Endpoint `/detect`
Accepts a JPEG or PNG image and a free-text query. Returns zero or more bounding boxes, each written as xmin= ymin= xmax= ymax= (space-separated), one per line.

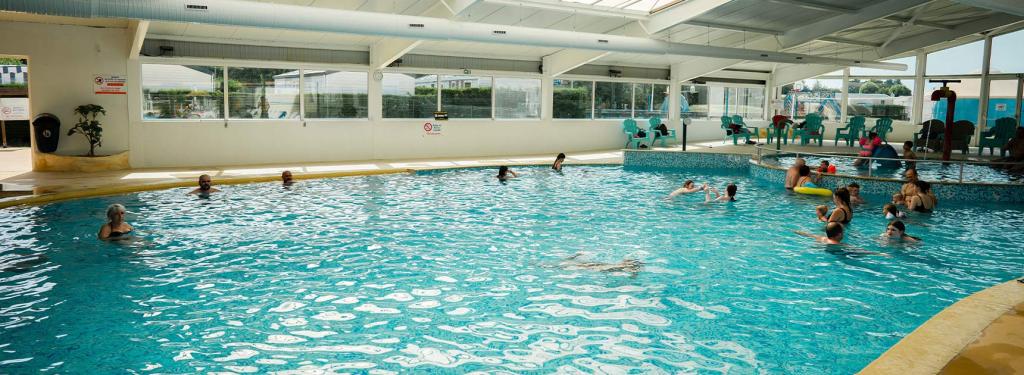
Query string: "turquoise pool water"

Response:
xmin=2 ymin=166 xmax=1023 ymax=373
xmin=765 ymin=155 xmax=1024 ymax=183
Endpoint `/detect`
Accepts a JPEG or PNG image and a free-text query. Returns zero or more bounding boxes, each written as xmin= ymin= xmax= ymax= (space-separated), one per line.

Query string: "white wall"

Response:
xmin=0 ymin=21 xmax=130 ymax=157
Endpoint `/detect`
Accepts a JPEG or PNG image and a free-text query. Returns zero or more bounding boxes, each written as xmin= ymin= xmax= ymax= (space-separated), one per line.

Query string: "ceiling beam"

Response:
xmin=819 ymin=36 xmax=883 ymax=47
xmin=881 ymin=6 xmax=926 ymax=48
xmin=883 ymin=15 xmax=955 ymax=30
xmin=542 ymin=50 xmax=610 ymax=76
xmin=370 ymin=38 xmax=424 ymax=70
xmin=879 ymin=13 xmax=1022 ymax=56
xmin=442 ymin=0 xmax=486 ymax=17
xmin=681 ymin=20 xmax=783 ymax=36
xmin=481 ymin=0 xmax=648 ymax=20
xmin=773 ymin=64 xmax=844 ymax=86
xmin=766 ymin=0 xmax=855 ymax=13
xmin=952 ymin=0 xmax=1024 ymax=18
xmin=128 ymin=20 xmax=149 ymax=60
xmin=641 ymin=0 xmax=732 ymax=34
xmin=671 ymin=58 xmax=742 ymax=82
xmin=779 ymin=0 xmax=930 ymax=48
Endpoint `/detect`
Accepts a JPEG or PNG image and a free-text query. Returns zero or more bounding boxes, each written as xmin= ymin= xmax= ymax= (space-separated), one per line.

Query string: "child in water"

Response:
xmin=883 ymin=220 xmax=920 ymax=242
xmin=882 ymin=203 xmax=906 ymax=220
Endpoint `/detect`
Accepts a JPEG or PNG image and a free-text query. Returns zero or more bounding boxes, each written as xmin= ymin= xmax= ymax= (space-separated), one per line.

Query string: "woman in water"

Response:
xmin=883 ymin=220 xmax=920 ymax=242
xmin=552 ymin=153 xmax=566 ymax=172
xmin=497 ymin=166 xmax=518 ymax=181
xmin=705 ymin=183 xmax=737 ymax=203
xmin=98 ymin=203 xmax=133 ymax=240
xmin=668 ymin=180 xmax=704 ymax=198
xmin=795 ymin=165 xmax=821 ymax=188
xmin=816 ymin=187 xmax=852 ymax=224
xmin=906 ymin=180 xmax=936 ymax=213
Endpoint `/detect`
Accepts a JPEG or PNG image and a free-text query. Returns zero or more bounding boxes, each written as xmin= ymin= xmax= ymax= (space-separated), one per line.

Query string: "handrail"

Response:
xmin=753 ymin=145 xmax=1023 ymax=184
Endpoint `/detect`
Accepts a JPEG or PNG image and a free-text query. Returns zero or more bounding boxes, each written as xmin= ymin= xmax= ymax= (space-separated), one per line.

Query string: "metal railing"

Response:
xmin=753 ymin=145 xmax=1023 ymax=184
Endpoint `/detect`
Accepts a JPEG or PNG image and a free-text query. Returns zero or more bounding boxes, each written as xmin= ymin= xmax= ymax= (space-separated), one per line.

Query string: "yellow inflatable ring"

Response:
xmin=794 ymin=186 xmax=832 ymax=196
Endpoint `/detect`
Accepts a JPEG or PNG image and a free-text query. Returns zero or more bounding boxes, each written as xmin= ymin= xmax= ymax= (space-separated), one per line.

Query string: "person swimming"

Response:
xmin=282 ymin=170 xmax=295 ymax=187
xmin=188 ymin=174 xmax=221 ymax=195
xmin=552 ymin=153 xmax=566 ymax=172
xmin=98 ymin=203 xmax=133 ymax=240
xmin=558 ymin=253 xmax=643 ymax=277
xmin=883 ymin=220 xmax=920 ymax=242
xmin=847 ymin=182 xmax=864 ymax=205
xmin=668 ymin=179 xmax=705 ymax=198
xmin=906 ymin=180 xmax=936 ymax=213
xmin=497 ymin=166 xmax=518 ymax=181
xmin=816 ymin=187 xmax=852 ymax=224
xmin=795 ymin=222 xmax=845 ymax=244
xmin=883 ymin=203 xmax=906 ymax=220
xmin=705 ymin=183 xmax=737 ymax=203
xmin=795 ymin=165 xmax=821 ymax=188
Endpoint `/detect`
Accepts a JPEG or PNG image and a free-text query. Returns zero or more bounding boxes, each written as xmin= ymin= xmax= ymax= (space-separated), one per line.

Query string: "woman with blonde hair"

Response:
xmin=98 ymin=203 xmax=133 ymax=240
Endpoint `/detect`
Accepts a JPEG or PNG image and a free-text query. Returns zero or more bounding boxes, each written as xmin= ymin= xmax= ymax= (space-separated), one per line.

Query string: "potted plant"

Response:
xmin=68 ymin=104 xmax=105 ymax=156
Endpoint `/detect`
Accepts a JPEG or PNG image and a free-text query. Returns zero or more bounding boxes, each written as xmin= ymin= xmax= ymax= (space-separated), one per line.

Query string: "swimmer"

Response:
xmin=883 ymin=220 xmax=920 ymax=242
xmin=795 ymin=165 xmax=821 ymax=188
xmin=847 ymin=182 xmax=864 ymax=205
xmin=817 ymin=160 xmax=837 ymax=174
xmin=188 ymin=174 xmax=220 ymax=195
xmin=892 ymin=193 xmax=905 ymax=206
xmin=559 ymin=253 xmax=643 ymax=277
xmin=497 ymin=166 xmax=518 ymax=181
xmin=705 ymin=183 xmax=737 ymax=203
xmin=816 ymin=187 xmax=852 ymax=224
xmin=98 ymin=203 xmax=133 ymax=240
xmin=902 ymin=141 xmax=917 ymax=170
xmin=899 ymin=169 xmax=918 ymax=197
xmin=784 ymin=158 xmax=806 ymax=190
xmin=795 ymin=222 xmax=844 ymax=244
xmin=906 ymin=180 xmax=936 ymax=213
xmin=282 ymin=170 xmax=294 ymax=186
xmin=882 ymin=203 xmax=906 ymax=220
xmin=552 ymin=153 xmax=566 ymax=172
xmin=668 ymin=179 xmax=705 ymax=198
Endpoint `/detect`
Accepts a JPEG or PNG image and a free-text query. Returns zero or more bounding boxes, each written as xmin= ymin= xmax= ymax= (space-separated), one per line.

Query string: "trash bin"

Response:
xmin=32 ymin=113 xmax=60 ymax=153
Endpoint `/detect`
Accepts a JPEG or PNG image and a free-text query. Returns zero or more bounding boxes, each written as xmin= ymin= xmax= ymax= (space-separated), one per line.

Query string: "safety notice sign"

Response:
xmin=94 ymin=74 xmax=127 ymax=95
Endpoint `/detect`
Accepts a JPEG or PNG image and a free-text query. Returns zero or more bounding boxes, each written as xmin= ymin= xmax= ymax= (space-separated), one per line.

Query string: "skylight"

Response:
xmin=558 ymin=0 xmax=683 ymax=14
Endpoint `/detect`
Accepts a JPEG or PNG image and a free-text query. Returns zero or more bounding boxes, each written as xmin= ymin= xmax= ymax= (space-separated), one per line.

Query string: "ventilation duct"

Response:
xmin=0 ymin=0 xmax=906 ymax=70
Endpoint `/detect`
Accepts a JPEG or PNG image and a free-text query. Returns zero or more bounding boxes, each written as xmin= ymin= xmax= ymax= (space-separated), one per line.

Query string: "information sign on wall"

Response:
xmin=0 ymin=97 xmax=30 ymax=121
xmin=94 ymin=74 xmax=127 ymax=95
xmin=423 ymin=122 xmax=443 ymax=136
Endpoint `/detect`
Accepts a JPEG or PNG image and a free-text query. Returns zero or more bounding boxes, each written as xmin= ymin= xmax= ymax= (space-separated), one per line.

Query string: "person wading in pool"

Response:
xmin=188 ymin=174 xmax=221 ymax=195
xmin=816 ymin=187 xmax=853 ymax=224
xmin=784 ymin=158 xmax=806 ymax=190
xmin=98 ymin=203 xmax=133 ymax=240
xmin=667 ymin=180 xmax=705 ymax=198
xmin=795 ymin=222 xmax=845 ymax=244
xmin=847 ymin=182 xmax=865 ymax=205
xmin=906 ymin=180 xmax=936 ymax=213
xmin=552 ymin=153 xmax=566 ymax=172
xmin=794 ymin=165 xmax=821 ymax=188
xmin=282 ymin=170 xmax=295 ymax=187
xmin=893 ymin=169 xmax=919 ymax=205
xmin=705 ymin=183 xmax=737 ymax=203
xmin=497 ymin=166 xmax=518 ymax=181
xmin=883 ymin=220 xmax=920 ymax=242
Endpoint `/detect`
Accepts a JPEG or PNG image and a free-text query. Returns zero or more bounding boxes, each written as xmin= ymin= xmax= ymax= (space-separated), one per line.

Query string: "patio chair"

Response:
xmin=977 ymin=117 xmax=1018 ymax=156
xmin=834 ymin=116 xmax=865 ymax=147
xmin=647 ymin=117 xmax=676 ymax=147
xmin=870 ymin=117 xmax=894 ymax=143
xmin=622 ymin=119 xmax=646 ymax=149
xmin=913 ymin=120 xmax=944 ymax=151
xmin=930 ymin=120 xmax=974 ymax=154
xmin=720 ymin=115 xmax=752 ymax=145
xmin=767 ymin=115 xmax=791 ymax=145
xmin=792 ymin=114 xmax=824 ymax=146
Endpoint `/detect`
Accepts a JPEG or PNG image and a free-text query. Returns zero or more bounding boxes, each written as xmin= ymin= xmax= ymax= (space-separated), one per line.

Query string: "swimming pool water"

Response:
xmin=765 ymin=155 xmax=1024 ymax=183
xmin=2 ymin=166 xmax=1023 ymax=373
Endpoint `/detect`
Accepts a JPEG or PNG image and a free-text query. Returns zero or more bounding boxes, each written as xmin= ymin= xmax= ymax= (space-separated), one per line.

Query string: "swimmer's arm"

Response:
xmin=667 ymin=188 xmax=686 ymax=198
xmin=98 ymin=225 xmax=111 ymax=240
xmin=794 ymin=230 xmax=825 ymax=241
xmin=826 ymin=209 xmax=844 ymax=223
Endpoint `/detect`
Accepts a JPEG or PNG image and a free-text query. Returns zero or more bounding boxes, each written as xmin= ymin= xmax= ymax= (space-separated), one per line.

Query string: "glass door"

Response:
xmin=983 ymin=78 xmax=1021 ymax=130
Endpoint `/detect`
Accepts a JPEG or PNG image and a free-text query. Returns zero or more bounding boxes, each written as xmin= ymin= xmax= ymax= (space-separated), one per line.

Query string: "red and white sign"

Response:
xmin=0 ymin=98 xmax=29 ymax=121
xmin=94 ymin=74 xmax=127 ymax=95
xmin=423 ymin=122 xmax=442 ymax=136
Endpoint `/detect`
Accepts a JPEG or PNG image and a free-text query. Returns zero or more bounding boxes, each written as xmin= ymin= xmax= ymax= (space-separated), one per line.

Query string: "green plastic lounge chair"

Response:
xmin=768 ymin=115 xmax=791 ymax=145
xmin=622 ymin=119 xmax=646 ymax=149
xmin=733 ymin=115 xmax=759 ymax=142
xmin=870 ymin=117 xmax=894 ymax=143
xmin=792 ymin=114 xmax=824 ymax=146
xmin=978 ymin=117 xmax=1018 ymax=156
xmin=913 ymin=120 xmax=944 ymax=151
xmin=720 ymin=115 xmax=751 ymax=145
xmin=647 ymin=117 xmax=676 ymax=147
xmin=834 ymin=116 xmax=865 ymax=147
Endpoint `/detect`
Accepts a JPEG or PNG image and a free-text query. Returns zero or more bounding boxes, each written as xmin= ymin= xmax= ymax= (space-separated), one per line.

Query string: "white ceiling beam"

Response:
xmin=442 ymin=0 xmax=486 ymax=17
xmin=881 ymin=6 xmax=926 ymax=48
xmin=880 ymin=13 xmax=1021 ymax=56
xmin=766 ymin=0 xmax=855 ymax=13
xmin=482 ymin=0 xmax=648 ymax=19
xmin=128 ymin=19 xmax=149 ymax=60
xmin=772 ymin=64 xmax=844 ymax=86
xmin=883 ymin=15 xmax=955 ymax=30
xmin=819 ymin=36 xmax=883 ymax=47
xmin=952 ymin=0 xmax=1024 ymax=18
xmin=779 ymin=0 xmax=930 ymax=48
xmin=370 ymin=39 xmax=424 ymax=69
xmin=671 ymin=58 xmax=743 ymax=82
xmin=542 ymin=50 xmax=610 ymax=76
xmin=641 ymin=0 xmax=732 ymax=34
xmin=681 ymin=21 xmax=783 ymax=36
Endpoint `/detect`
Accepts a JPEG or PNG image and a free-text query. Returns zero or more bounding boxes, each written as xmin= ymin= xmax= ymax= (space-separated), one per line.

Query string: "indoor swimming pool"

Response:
xmin=1 ymin=166 xmax=1023 ymax=373
xmin=763 ymin=154 xmax=1023 ymax=183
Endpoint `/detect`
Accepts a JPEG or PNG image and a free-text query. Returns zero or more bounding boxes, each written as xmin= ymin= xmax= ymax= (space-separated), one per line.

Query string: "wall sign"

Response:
xmin=423 ymin=122 xmax=443 ymax=136
xmin=94 ymin=74 xmax=127 ymax=95
xmin=433 ymin=111 xmax=448 ymax=121
xmin=995 ymin=103 xmax=1007 ymax=111
xmin=0 ymin=97 xmax=30 ymax=121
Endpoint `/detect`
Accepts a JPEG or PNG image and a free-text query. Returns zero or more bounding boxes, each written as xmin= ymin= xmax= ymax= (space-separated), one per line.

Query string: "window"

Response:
xmin=781 ymin=79 xmax=842 ymax=120
xmin=494 ymin=77 xmax=541 ymax=119
xmin=985 ymin=79 xmax=1018 ymax=130
xmin=680 ymin=84 xmax=708 ymax=119
xmin=850 ymin=57 xmax=916 ymax=76
xmin=594 ymin=81 xmax=632 ymax=119
xmin=227 ymin=67 xmax=300 ymax=119
xmin=553 ymin=80 xmax=593 ymax=119
xmin=303 ymin=70 xmax=368 ymax=119
xmin=991 ymin=29 xmax=1024 ymax=74
xmin=440 ymin=75 xmax=492 ymax=118
xmin=846 ymin=79 xmax=914 ymax=122
xmin=142 ymin=64 xmax=223 ymax=119
xmin=735 ymin=87 xmax=765 ymax=120
xmin=921 ymin=79 xmax=981 ymax=124
xmin=926 ymin=40 xmax=984 ymax=76
xmin=633 ymin=83 xmax=668 ymax=120
xmin=382 ymin=73 xmax=437 ymax=118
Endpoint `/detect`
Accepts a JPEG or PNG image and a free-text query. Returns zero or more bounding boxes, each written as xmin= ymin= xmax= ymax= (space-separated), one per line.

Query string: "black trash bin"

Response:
xmin=32 ymin=113 xmax=60 ymax=153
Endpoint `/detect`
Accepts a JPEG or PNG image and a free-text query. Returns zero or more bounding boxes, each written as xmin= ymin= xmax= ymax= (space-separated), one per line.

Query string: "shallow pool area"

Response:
xmin=764 ymin=154 xmax=1024 ymax=183
xmin=2 ymin=166 xmax=1023 ymax=373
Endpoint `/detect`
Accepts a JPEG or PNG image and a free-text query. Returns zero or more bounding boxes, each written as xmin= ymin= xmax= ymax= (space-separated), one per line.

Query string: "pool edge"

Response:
xmin=859 ymin=277 xmax=1024 ymax=375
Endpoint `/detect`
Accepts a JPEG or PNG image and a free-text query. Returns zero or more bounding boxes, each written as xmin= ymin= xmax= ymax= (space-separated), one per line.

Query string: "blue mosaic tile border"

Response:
xmin=623 ymin=150 xmax=750 ymax=171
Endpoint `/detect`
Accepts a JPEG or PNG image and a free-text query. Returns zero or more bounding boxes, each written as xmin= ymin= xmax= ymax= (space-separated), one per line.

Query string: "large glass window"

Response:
xmin=494 ymin=77 xmax=540 ymax=119
xmin=633 ymin=83 xmax=669 ymax=120
xmin=553 ymin=79 xmax=593 ymax=119
xmin=846 ymin=79 xmax=914 ymax=122
xmin=382 ymin=73 xmax=437 ymax=118
xmin=227 ymin=67 xmax=299 ymax=119
xmin=680 ymin=84 xmax=708 ymax=119
xmin=991 ymin=29 xmax=1024 ymax=74
xmin=142 ymin=64 xmax=224 ymax=119
xmin=850 ymin=57 xmax=916 ymax=76
xmin=985 ymin=79 xmax=1018 ymax=130
xmin=594 ymin=81 xmax=632 ymax=119
xmin=302 ymin=70 xmax=368 ymax=119
xmin=780 ymin=79 xmax=842 ymax=120
xmin=926 ymin=40 xmax=984 ymax=76
xmin=921 ymin=79 xmax=981 ymax=124
xmin=440 ymin=75 xmax=492 ymax=119
xmin=735 ymin=87 xmax=765 ymax=120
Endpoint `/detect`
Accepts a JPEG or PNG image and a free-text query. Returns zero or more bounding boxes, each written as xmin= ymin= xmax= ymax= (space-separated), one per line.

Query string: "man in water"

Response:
xmin=784 ymin=158 xmax=806 ymax=190
xmin=188 ymin=174 xmax=221 ymax=195
xmin=795 ymin=222 xmax=844 ymax=244
xmin=282 ymin=170 xmax=295 ymax=187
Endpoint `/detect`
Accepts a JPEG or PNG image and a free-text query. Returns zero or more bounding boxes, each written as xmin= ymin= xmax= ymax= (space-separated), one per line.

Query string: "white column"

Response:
xmin=911 ymin=51 xmax=926 ymax=125
xmin=763 ymin=74 xmax=773 ymax=120
xmin=840 ymin=68 xmax=849 ymax=124
xmin=368 ymin=70 xmax=383 ymax=121
xmin=978 ymin=35 xmax=993 ymax=141
xmin=541 ymin=75 xmax=554 ymax=121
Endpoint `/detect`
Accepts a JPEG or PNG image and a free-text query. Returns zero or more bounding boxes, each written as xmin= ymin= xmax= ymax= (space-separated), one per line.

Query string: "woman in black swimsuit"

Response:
xmin=907 ymin=180 xmax=936 ymax=213
xmin=98 ymin=203 xmax=133 ymax=240
xmin=817 ymin=187 xmax=853 ymax=224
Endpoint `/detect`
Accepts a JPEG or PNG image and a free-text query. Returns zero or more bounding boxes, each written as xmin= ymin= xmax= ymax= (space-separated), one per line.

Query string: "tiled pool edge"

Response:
xmin=859 ymin=277 xmax=1024 ymax=375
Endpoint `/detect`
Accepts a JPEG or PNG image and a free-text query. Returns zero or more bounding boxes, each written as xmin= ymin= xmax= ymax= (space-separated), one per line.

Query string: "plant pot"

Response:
xmin=32 ymin=150 xmax=130 ymax=172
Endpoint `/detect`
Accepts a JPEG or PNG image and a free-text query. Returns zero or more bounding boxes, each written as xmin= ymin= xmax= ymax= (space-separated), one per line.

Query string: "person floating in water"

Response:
xmin=795 ymin=222 xmax=845 ymax=244
xmin=883 ymin=220 xmax=920 ymax=242
xmin=497 ymin=166 xmax=518 ymax=181
xmin=668 ymin=180 xmax=705 ymax=198
xmin=552 ymin=153 xmax=566 ymax=172
xmin=188 ymin=174 xmax=220 ymax=195
xmin=559 ymin=253 xmax=643 ymax=277
xmin=98 ymin=203 xmax=133 ymax=240
xmin=705 ymin=183 xmax=737 ymax=203
xmin=282 ymin=170 xmax=295 ymax=187
xmin=817 ymin=160 xmax=837 ymax=174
